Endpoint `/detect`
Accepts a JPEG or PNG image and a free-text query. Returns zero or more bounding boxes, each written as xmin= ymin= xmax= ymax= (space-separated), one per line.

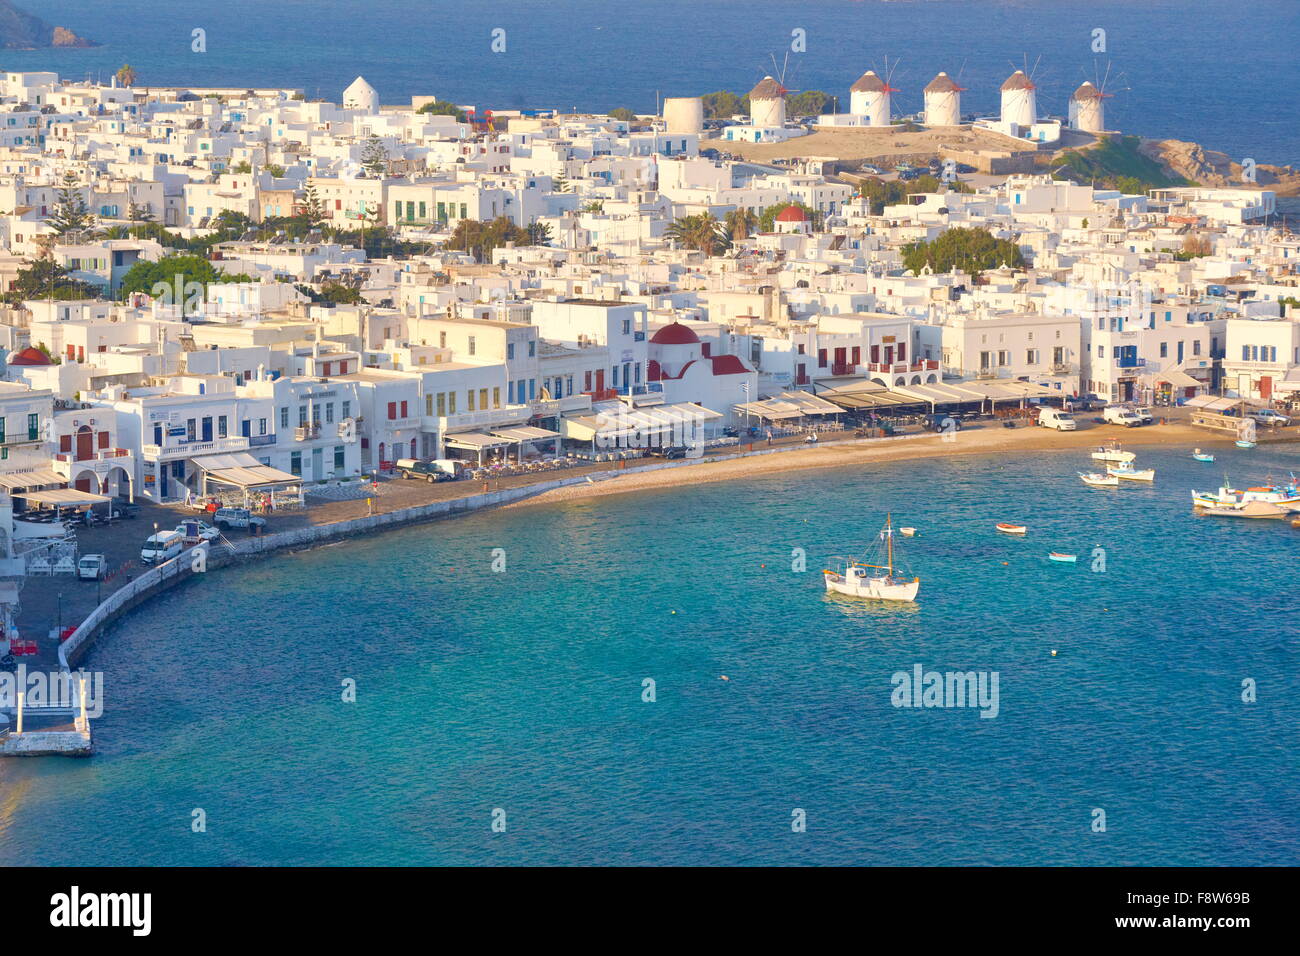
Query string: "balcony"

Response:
xmin=1114 ymin=357 xmax=1146 ymax=370
xmin=295 ymin=423 xmax=320 ymax=441
xmin=142 ymin=435 xmax=250 ymax=461
xmin=583 ymin=388 xmax=619 ymax=402
xmin=55 ymin=447 xmax=131 ymax=463
xmin=438 ymin=404 xmax=531 ymax=432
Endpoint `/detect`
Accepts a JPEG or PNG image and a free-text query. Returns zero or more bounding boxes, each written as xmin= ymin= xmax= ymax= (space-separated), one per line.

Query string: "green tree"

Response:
xmin=47 ymin=173 xmax=95 ymax=236
xmin=264 ymin=164 xmax=286 ymax=178
xmin=446 ymin=216 xmax=529 ymax=262
xmin=608 ymin=107 xmax=637 ymax=122
xmin=666 ymin=213 xmax=730 ymax=256
xmin=3 ymin=257 xmax=99 ymax=305
xmin=786 ymin=90 xmax=832 ymax=117
xmin=117 ymin=254 xmax=252 ymax=301
xmin=417 ymin=99 xmax=468 ymax=122
xmin=360 ymin=135 xmax=388 ymax=177
xmin=701 ymin=90 xmax=749 ymax=119
xmin=758 ymin=201 xmax=821 ymax=233
xmin=116 ymin=63 xmax=136 ymax=87
xmin=302 ymin=185 xmax=326 ymax=228
xmin=724 ymin=208 xmax=759 ymax=241
xmin=230 ymin=160 xmax=252 ymax=174
xmin=901 ymin=227 xmax=1026 ymax=277
xmin=525 ymin=221 xmax=553 ymax=245
xmin=296 ymin=281 xmax=363 ymax=305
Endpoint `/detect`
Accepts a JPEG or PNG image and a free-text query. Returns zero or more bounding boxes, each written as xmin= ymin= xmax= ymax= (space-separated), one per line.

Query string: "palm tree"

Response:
xmin=666 ymin=213 xmax=729 ymax=256
xmin=724 ymin=208 xmax=758 ymax=242
xmin=116 ymin=63 xmax=137 ymax=88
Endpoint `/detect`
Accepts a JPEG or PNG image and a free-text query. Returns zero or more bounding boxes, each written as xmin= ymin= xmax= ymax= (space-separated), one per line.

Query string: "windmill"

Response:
xmin=850 ymin=56 xmax=902 ymax=126
xmin=746 ymin=52 xmax=802 ymax=126
xmin=923 ymin=65 xmax=966 ymax=127
xmin=1071 ymin=60 xmax=1128 ymax=133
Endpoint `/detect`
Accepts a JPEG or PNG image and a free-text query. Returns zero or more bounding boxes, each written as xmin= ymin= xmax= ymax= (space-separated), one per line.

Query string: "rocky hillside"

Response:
xmin=1140 ymin=138 xmax=1300 ymax=196
xmin=0 ymin=0 xmax=94 ymax=49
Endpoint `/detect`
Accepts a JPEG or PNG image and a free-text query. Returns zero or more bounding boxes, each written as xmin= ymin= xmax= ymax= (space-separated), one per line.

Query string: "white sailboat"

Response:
xmin=823 ymin=514 xmax=920 ymax=602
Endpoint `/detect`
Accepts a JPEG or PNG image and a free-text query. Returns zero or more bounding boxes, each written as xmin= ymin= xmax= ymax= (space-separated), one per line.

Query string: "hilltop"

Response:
xmin=0 ymin=0 xmax=95 ymax=49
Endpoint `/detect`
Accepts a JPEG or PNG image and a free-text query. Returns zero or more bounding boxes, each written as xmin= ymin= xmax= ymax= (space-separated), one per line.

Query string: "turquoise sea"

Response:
xmin=1 ymin=444 xmax=1297 ymax=865
xmin=16 ymin=0 xmax=1300 ymax=166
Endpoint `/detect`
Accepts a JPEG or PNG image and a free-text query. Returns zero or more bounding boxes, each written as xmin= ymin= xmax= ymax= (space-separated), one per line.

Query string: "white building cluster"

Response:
xmin=0 ymin=68 xmax=1293 ymax=513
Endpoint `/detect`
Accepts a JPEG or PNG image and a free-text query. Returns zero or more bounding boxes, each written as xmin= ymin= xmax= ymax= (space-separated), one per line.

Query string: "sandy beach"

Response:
xmin=502 ymin=421 xmax=1277 ymax=511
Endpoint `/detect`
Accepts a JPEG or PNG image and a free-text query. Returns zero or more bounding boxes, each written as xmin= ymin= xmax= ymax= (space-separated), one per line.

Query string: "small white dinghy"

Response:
xmin=1106 ymin=464 xmax=1156 ymax=481
xmin=996 ymin=522 xmax=1028 ymax=535
xmin=899 ymin=527 xmax=917 ymax=537
xmin=823 ymin=514 xmax=920 ymax=602
xmin=1080 ymin=471 xmax=1119 ymax=488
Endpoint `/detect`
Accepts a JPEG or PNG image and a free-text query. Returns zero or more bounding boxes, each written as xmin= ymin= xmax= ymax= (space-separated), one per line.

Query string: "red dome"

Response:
xmin=9 ymin=346 xmax=51 ymax=366
xmin=650 ymin=321 xmax=701 ymax=345
xmin=775 ymin=205 xmax=809 ymax=222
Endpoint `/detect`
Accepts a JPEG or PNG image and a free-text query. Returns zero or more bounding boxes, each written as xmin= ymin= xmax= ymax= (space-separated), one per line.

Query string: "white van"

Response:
xmin=1038 ymin=408 xmax=1077 ymax=431
xmin=1103 ymin=405 xmax=1143 ymax=427
xmin=140 ymin=529 xmax=184 ymax=564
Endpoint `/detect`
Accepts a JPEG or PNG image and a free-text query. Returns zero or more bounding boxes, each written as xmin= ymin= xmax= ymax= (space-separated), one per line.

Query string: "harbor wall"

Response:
xmin=0 ymin=729 xmax=92 ymax=757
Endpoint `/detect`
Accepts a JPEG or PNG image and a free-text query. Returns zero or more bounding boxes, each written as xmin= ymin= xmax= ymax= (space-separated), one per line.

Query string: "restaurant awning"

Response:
xmin=490 ymin=426 xmax=560 ymax=442
xmin=445 ymin=432 xmax=513 ymax=449
xmin=191 ymin=452 xmax=262 ymax=471
xmin=1146 ymin=369 xmax=1202 ymax=389
xmin=0 ymin=467 xmax=66 ymax=490
xmin=203 ymin=465 xmax=300 ymax=488
xmin=16 ymin=488 xmax=111 ymax=507
xmin=1185 ymin=395 xmax=1266 ymax=411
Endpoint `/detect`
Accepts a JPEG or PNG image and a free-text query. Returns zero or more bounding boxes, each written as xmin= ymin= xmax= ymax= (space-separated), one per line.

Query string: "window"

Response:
xmin=1242 ymin=345 xmax=1250 ymax=360
xmin=436 ymin=393 xmax=446 ymax=416
xmin=186 ymin=419 xmax=196 ymax=441
xmin=448 ymin=392 xmax=456 ymax=414
xmin=468 ymin=390 xmax=476 ymax=411
xmin=468 ymin=336 xmax=476 ymax=356
xmin=342 ymin=401 xmax=351 ymax=419
xmin=1160 ymin=342 xmax=1168 ymax=358
xmin=280 ymin=407 xmax=289 ymax=429
xmin=508 ymin=381 xmax=515 ymax=403
xmin=998 ymin=351 xmax=1009 ymax=367
xmin=493 ymin=387 xmax=501 ymax=408
xmin=1098 ymin=345 xmax=1105 ymax=358
xmin=27 ymin=413 xmax=38 ymax=440
xmin=334 ymin=446 xmax=345 ymax=471
xmin=426 ymin=394 xmax=434 ymax=416
xmin=528 ymin=340 xmax=535 ymax=357
xmin=1193 ymin=340 xmax=1202 ymax=356
xmin=1026 ymin=349 xmax=1039 ymax=366
xmin=400 ymin=400 xmax=408 ymax=418
xmin=290 ymin=452 xmax=302 ymax=476
xmin=298 ymin=405 xmax=308 ymax=426
xmin=218 ymin=415 xmax=228 ymax=438
xmin=622 ymin=320 xmax=631 ymax=335
xmin=387 ymin=401 xmax=397 ymax=419
xmin=259 ymin=418 xmax=267 ymax=436
xmin=480 ymin=389 xmax=488 ymax=410
xmin=325 ymin=403 xmax=335 ymax=424
xmin=507 ymin=342 xmax=515 ymax=360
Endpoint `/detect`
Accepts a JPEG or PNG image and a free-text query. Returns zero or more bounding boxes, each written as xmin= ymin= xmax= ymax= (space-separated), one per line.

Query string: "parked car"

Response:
xmin=1065 ymin=395 xmax=1106 ymax=412
xmin=395 ymin=458 xmax=455 ymax=482
xmin=1252 ymin=408 xmax=1291 ymax=426
xmin=1103 ymin=405 xmax=1143 ymax=427
xmin=176 ymin=520 xmax=220 ymax=542
xmin=923 ymin=414 xmax=962 ymax=433
xmin=212 ymin=507 xmax=267 ymax=531
xmin=1130 ymin=405 xmax=1155 ymax=425
xmin=109 ymin=499 xmax=139 ymax=519
xmin=77 ymin=554 xmax=107 ymax=581
xmin=1038 ymin=408 xmax=1078 ymax=431
xmin=651 ymin=446 xmax=690 ymax=459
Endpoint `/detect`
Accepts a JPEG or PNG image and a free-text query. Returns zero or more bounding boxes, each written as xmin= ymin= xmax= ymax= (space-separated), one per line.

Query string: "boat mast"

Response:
xmin=886 ymin=513 xmax=894 ymax=576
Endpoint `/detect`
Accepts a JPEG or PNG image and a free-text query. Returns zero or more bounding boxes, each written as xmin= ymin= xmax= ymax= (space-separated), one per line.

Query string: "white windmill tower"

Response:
xmin=1070 ymin=63 xmax=1126 ymax=134
xmin=850 ymin=58 xmax=901 ymax=128
xmin=923 ymin=71 xmax=964 ymax=127
xmin=999 ymin=70 xmax=1037 ymax=128
xmin=748 ymin=75 xmax=787 ymax=128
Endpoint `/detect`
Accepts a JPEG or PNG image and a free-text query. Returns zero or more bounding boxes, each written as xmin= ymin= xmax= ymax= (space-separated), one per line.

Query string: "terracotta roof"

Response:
xmin=8 ymin=346 xmax=51 ymax=366
xmin=650 ymin=321 xmax=701 ymax=345
xmin=776 ymin=205 xmax=809 ymax=222
xmin=749 ymin=76 xmax=786 ymax=100
xmin=709 ymin=355 xmax=749 ymax=375
xmin=924 ymin=72 xmax=962 ymax=94
xmin=1001 ymin=71 xmax=1036 ymax=92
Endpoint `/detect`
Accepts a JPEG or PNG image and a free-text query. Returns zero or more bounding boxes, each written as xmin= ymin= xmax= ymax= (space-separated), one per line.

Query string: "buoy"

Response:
xmin=760 ymin=563 xmax=766 ymax=568
xmin=671 ymin=610 xmax=677 ymax=614
xmin=1051 ymin=650 xmax=1058 ymax=657
xmin=1001 ymin=561 xmax=1009 ymax=566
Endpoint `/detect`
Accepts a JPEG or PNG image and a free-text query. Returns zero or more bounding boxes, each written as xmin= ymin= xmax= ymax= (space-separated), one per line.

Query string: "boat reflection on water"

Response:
xmin=822 ymin=590 xmax=922 ymax=621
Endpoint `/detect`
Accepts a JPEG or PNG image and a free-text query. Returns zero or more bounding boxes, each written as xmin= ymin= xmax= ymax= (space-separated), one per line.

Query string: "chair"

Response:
xmin=26 ymin=555 xmax=52 ymax=575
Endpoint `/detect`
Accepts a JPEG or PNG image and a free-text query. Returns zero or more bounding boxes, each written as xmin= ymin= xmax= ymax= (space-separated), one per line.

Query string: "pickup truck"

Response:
xmin=395 ymin=458 xmax=460 ymax=481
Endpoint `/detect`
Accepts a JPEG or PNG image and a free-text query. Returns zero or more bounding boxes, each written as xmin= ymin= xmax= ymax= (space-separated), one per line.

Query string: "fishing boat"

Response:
xmin=1106 ymin=463 xmax=1156 ymax=481
xmin=822 ymin=514 xmax=920 ymax=602
xmin=1235 ymin=439 xmax=1257 ymax=449
xmin=996 ymin=522 xmax=1027 ymax=535
xmin=1091 ymin=442 xmax=1135 ymax=463
xmin=1191 ymin=479 xmax=1300 ymax=510
xmin=1199 ymin=501 xmax=1288 ymax=520
xmin=1192 ymin=449 xmax=1215 ymax=463
xmin=1079 ymin=471 xmax=1119 ymax=488
xmin=1048 ymin=552 xmax=1077 ymax=563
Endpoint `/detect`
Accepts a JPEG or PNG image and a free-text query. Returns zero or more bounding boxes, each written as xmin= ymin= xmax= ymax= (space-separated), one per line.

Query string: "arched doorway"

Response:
xmin=75 ymin=425 xmax=94 ymax=461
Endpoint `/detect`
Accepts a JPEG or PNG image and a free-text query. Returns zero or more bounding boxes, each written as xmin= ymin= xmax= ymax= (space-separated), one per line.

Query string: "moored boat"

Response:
xmin=1106 ymin=464 xmax=1156 ymax=481
xmin=823 ymin=514 xmax=920 ymax=602
xmin=1080 ymin=471 xmax=1119 ymax=487
xmin=1199 ymin=501 xmax=1288 ymax=519
xmin=996 ymin=522 xmax=1027 ymax=535
xmin=899 ymin=527 xmax=917 ymax=537
xmin=1192 ymin=480 xmax=1300 ymax=510
xmin=1091 ymin=442 xmax=1135 ymax=463
xmin=1048 ymin=552 xmax=1077 ymax=563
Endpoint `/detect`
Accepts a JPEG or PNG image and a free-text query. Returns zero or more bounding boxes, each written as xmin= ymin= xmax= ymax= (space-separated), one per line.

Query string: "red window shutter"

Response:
xmin=98 ymin=430 xmax=109 ymax=449
xmin=851 ymin=346 xmax=861 ymax=365
xmin=60 ymin=434 xmax=72 ymax=453
xmin=322 ymin=362 xmax=331 ymax=376
xmin=387 ymin=402 xmax=396 ymax=419
xmin=870 ymin=345 xmax=880 ymax=363
xmin=400 ymin=401 xmax=408 ymax=417
xmin=335 ymin=200 xmax=341 ymax=210
xmin=701 ymin=342 xmax=711 ymax=357
xmin=818 ymin=349 xmax=827 ymax=368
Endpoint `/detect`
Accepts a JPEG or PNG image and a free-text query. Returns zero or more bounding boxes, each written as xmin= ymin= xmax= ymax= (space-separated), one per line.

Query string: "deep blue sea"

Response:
xmin=12 ymin=0 xmax=1300 ymax=166
xmin=1 ymin=443 xmax=1297 ymax=865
